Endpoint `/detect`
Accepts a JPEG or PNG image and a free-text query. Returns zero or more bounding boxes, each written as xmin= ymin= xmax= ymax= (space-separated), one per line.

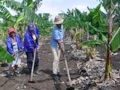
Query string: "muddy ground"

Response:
xmin=0 ymin=39 xmax=120 ymax=90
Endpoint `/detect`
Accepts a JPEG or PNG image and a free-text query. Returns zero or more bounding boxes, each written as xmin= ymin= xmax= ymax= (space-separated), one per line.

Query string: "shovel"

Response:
xmin=28 ymin=48 xmax=37 ymax=83
xmin=64 ymin=55 xmax=75 ymax=90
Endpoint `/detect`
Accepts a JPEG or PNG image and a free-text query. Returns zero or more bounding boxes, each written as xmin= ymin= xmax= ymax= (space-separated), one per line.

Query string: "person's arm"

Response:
xmin=58 ymin=40 xmax=65 ymax=55
xmin=35 ymin=27 xmax=41 ymax=49
xmin=54 ymin=30 xmax=65 ymax=55
xmin=36 ymin=26 xmax=40 ymax=38
xmin=17 ymin=34 xmax=24 ymax=51
xmin=24 ymin=33 xmax=34 ymax=50
xmin=6 ymin=39 xmax=14 ymax=55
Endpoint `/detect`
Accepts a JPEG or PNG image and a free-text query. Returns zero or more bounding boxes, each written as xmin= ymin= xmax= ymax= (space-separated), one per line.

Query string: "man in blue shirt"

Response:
xmin=24 ymin=23 xmax=40 ymax=75
xmin=50 ymin=16 xmax=64 ymax=80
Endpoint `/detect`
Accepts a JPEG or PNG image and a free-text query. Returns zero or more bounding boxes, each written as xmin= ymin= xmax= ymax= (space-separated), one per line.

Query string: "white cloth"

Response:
xmin=32 ymin=34 xmax=37 ymax=41
xmin=11 ymin=53 xmax=21 ymax=67
xmin=12 ymin=41 xmax=18 ymax=53
xmin=51 ymin=47 xmax=61 ymax=74
xmin=11 ymin=39 xmax=21 ymax=67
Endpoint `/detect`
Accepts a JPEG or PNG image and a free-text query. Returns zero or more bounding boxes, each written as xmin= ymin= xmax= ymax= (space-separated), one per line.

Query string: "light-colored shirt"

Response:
xmin=32 ymin=34 xmax=37 ymax=41
xmin=50 ymin=27 xmax=64 ymax=48
xmin=12 ymin=40 xmax=18 ymax=53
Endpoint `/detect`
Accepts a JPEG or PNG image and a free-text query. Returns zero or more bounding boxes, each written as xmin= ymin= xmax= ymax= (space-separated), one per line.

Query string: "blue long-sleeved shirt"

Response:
xmin=24 ymin=27 xmax=40 ymax=52
xmin=6 ymin=34 xmax=24 ymax=55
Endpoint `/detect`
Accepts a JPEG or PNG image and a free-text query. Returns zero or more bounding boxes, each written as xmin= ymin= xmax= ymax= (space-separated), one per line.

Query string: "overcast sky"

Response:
xmin=15 ymin=0 xmax=100 ymax=18
xmin=37 ymin=0 xmax=99 ymax=15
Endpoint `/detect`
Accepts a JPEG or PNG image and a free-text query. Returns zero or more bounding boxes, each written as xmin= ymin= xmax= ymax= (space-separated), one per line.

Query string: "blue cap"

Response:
xmin=28 ymin=23 xmax=35 ymax=31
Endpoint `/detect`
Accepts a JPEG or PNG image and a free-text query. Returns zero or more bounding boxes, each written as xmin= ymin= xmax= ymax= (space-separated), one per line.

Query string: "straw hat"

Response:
xmin=54 ymin=16 xmax=63 ymax=24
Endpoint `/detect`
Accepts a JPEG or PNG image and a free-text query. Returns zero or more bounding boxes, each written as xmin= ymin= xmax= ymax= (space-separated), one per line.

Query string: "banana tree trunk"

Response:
xmin=104 ymin=11 xmax=113 ymax=80
xmin=87 ymin=31 xmax=89 ymax=40
xmin=75 ymin=28 xmax=79 ymax=49
xmin=92 ymin=35 xmax=97 ymax=58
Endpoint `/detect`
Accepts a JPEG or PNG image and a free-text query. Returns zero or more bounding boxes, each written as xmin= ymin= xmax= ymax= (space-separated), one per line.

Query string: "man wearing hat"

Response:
xmin=6 ymin=27 xmax=24 ymax=75
xmin=24 ymin=23 xmax=40 ymax=75
xmin=50 ymin=16 xmax=65 ymax=80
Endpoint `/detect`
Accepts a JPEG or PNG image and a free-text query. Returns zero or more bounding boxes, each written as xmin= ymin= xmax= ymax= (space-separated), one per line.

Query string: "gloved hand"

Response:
xmin=37 ymin=46 xmax=40 ymax=51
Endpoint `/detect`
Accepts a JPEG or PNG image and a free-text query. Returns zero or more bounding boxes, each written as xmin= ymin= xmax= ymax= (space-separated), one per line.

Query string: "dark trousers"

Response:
xmin=26 ymin=51 xmax=39 ymax=73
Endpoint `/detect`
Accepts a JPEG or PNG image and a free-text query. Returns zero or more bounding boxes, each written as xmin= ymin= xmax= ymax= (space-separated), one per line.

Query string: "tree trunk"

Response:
xmin=87 ymin=31 xmax=89 ymax=40
xmin=104 ymin=10 xmax=113 ymax=80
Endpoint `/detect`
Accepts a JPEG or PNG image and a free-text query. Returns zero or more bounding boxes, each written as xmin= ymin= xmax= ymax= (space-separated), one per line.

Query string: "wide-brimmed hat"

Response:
xmin=54 ymin=16 xmax=63 ymax=24
xmin=8 ymin=27 xmax=16 ymax=35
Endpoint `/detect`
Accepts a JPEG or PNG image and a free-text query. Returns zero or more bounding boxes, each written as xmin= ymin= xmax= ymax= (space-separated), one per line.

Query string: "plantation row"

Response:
xmin=0 ymin=0 xmax=120 ymax=81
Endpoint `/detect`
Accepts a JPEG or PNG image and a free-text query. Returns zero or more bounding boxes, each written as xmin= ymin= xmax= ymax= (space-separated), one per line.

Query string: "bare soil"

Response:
xmin=0 ymin=39 xmax=120 ymax=90
xmin=0 ymin=40 xmax=79 ymax=90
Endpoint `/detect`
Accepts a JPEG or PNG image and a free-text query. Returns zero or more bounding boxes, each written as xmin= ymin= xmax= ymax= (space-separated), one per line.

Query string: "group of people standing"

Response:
xmin=6 ymin=16 xmax=65 ymax=80
xmin=6 ymin=23 xmax=40 ymax=75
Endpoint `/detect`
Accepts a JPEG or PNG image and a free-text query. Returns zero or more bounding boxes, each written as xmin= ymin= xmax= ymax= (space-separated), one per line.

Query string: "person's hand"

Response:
xmin=19 ymin=49 xmax=24 ymax=56
xmin=12 ymin=53 xmax=15 ymax=58
xmin=30 ymin=47 xmax=35 ymax=51
xmin=19 ymin=49 xmax=23 ymax=52
xmin=35 ymin=45 xmax=40 ymax=52
xmin=61 ymin=49 xmax=65 ymax=57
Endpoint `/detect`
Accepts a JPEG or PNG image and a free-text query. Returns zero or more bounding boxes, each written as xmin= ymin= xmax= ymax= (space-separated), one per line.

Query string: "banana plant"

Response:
xmin=110 ymin=27 xmax=120 ymax=52
xmin=0 ymin=0 xmax=53 ymax=63
xmin=114 ymin=2 xmax=120 ymax=28
xmin=0 ymin=0 xmax=42 ymax=35
xmin=64 ymin=9 xmax=87 ymax=49
xmin=0 ymin=45 xmax=14 ymax=63
xmin=82 ymin=40 xmax=103 ymax=59
xmin=37 ymin=13 xmax=53 ymax=36
xmin=100 ymin=0 xmax=119 ymax=80
xmin=81 ymin=4 xmax=107 ymax=60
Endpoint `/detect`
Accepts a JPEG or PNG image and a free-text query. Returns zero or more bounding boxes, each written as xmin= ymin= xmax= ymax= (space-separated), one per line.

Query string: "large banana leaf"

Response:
xmin=82 ymin=40 xmax=103 ymax=47
xmin=110 ymin=27 xmax=120 ymax=52
xmin=0 ymin=46 xmax=14 ymax=63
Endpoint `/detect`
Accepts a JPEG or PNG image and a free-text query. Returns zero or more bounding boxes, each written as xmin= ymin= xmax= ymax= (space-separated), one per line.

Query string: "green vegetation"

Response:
xmin=63 ymin=0 xmax=120 ymax=80
xmin=0 ymin=46 xmax=14 ymax=63
xmin=0 ymin=0 xmax=52 ymax=63
xmin=0 ymin=0 xmax=120 ymax=80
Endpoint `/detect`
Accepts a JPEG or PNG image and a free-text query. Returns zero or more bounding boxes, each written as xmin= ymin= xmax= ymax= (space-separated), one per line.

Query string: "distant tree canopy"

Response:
xmin=0 ymin=0 xmax=53 ymax=38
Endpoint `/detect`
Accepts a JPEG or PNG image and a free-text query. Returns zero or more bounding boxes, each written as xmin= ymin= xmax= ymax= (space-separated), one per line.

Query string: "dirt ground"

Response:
xmin=0 ymin=40 xmax=79 ymax=90
xmin=0 ymin=39 xmax=120 ymax=90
